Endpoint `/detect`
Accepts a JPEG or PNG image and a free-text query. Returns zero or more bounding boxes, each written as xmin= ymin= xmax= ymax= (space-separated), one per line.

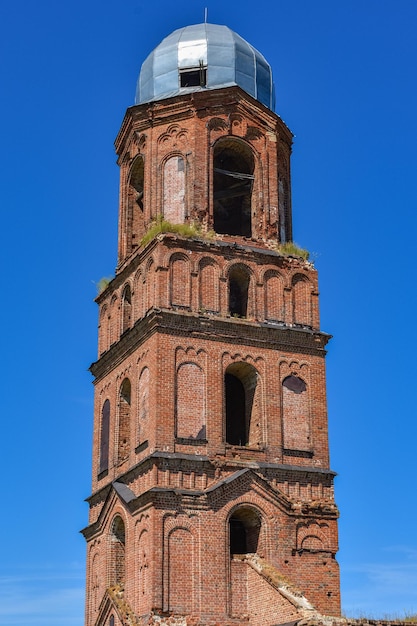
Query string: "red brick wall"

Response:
xmin=84 ymin=86 xmax=341 ymax=626
xmin=246 ymin=563 xmax=300 ymax=625
xmin=96 ymin=236 xmax=320 ymax=358
xmin=114 ymin=87 xmax=293 ymax=266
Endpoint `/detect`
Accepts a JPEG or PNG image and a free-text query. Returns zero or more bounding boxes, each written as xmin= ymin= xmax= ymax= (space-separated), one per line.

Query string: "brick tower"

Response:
xmin=82 ymin=23 xmax=340 ymax=626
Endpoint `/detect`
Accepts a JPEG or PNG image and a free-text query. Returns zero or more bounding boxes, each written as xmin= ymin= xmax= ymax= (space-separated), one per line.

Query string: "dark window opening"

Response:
xmin=230 ymin=519 xmax=247 ymax=554
xmin=117 ymin=379 xmax=131 ymax=464
xmin=225 ymin=362 xmax=260 ymax=447
xmin=180 ymin=66 xmax=207 ymax=88
xmin=226 ymin=373 xmax=246 ymax=445
xmin=122 ymin=284 xmax=132 ymax=333
xmin=213 ymin=140 xmax=254 ymax=237
xmin=99 ymin=399 xmax=110 ymax=475
xmin=282 ymin=375 xmax=306 ymax=394
xmin=130 ymin=157 xmax=144 ymax=210
xmin=278 ymin=178 xmax=290 ymax=243
xmin=229 ymin=267 xmax=249 ymax=317
xmin=127 ymin=156 xmax=145 ymax=256
xmin=229 ymin=508 xmax=261 ymax=556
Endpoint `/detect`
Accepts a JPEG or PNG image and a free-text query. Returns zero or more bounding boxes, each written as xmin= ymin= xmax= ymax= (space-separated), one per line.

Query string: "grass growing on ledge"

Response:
xmin=277 ymin=241 xmax=310 ymax=261
xmin=140 ymin=217 xmax=203 ymax=247
xmin=96 ymin=276 xmax=113 ymax=295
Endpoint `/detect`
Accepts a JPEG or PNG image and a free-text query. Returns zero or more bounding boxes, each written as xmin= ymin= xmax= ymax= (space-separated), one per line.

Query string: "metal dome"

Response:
xmin=136 ymin=23 xmax=275 ymax=110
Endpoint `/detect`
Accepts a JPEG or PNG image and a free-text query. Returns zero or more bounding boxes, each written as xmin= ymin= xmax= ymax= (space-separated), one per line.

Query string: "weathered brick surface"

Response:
xmin=115 ymin=87 xmax=293 ymax=268
xmin=83 ymin=85 xmax=341 ymax=626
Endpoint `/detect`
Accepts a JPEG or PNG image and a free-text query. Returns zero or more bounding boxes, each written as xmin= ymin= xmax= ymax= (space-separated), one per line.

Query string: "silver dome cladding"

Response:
xmin=136 ymin=23 xmax=275 ymax=110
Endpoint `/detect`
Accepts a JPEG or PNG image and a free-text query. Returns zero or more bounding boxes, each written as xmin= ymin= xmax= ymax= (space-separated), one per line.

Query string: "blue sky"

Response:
xmin=1 ymin=0 xmax=417 ymax=623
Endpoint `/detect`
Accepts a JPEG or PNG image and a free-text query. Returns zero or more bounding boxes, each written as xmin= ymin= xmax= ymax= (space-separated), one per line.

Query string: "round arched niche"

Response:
xmin=225 ymin=362 xmax=262 ymax=447
xmin=229 ymin=506 xmax=262 ymax=555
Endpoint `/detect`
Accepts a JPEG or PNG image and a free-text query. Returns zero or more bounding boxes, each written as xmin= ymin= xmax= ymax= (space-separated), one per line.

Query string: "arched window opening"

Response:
xmin=128 ymin=157 xmax=145 ymax=254
xmin=229 ymin=508 xmax=261 ymax=556
xmin=117 ymin=379 xmax=131 ymax=464
xmin=213 ymin=140 xmax=254 ymax=237
xmin=122 ymin=285 xmax=132 ymax=334
xmin=109 ymin=616 xmax=115 ymax=626
xmin=110 ymin=516 xmax=125 ymax=585
xmin=228 ymin=266 xmax=250 ymax=317
xmin=278 ymin=178 xmax=289 ymax=243
xmin=99 ymin=400 xmax=110 ymax=475
xmin=283 ymin=375 xmax=307 ymax=394
xmin=225 ymin=362 xmax=260 ymax=446
xmin=225 ymin=373 xmax=246 ymax=445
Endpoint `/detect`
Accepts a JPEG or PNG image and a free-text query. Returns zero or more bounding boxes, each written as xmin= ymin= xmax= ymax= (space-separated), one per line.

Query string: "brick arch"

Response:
xmin=279 ymin=359 xmax=310 ymax=376
xmin=223 ymin=359 xmax=264 ymax=448
xmin=108 ymin=513 xmax=126 ymax=586
xmin=163 ymin=514 xmax=197 ymax=614
xmin=116 ymin=378 xmax=131 ymax=464
xmin=157 ymin=123 xmax=188 ymax=148
xmin=222 ymin=260 xmax=257 ymax=281
xmin=229 ymin=113 xmax=247 ymax=137
xmin=167 ymin=526 xmax=194 ymax=614
xmin=227 ymin=503 xmax=264 ymax=555
xmin=291 ymin=273 xmax=313 ymax=327
xmin=121 ymin=282 xmax=132 ymax=333
xmin=281 ymin=373 xmax=311 ymax=452
xmin=108 ymin=294 xmax=119 ymax=347
xmin=169 ymin=252 xmax=191 ymax=308
xmin=262 ymin=269 xmax=285 ymax=322
xmin=98 ymin=398 xmax=111 ymax=475
xmin=143 ymin=257 xmax=155 ymax=313
xmin=212 ymin=136 xmax=257 ymax=238
xmin=115 ymin=363 xmax=132 ymax=385
xmin=296 ymin=521 xmax=330 ymax=551
xmin=278 ymin=176 xmax=291 ymax=243
xmin=133 ymin=268 xmax=143 ymax=321
xmin=126 ymin=154 xmax=145 ymax=255
xmin=224 ymin=262 xmax=256 ymax=319
xmin=198 ymin=256 xmax=220 ymax=313
xmin=175 ymin=345 xmax=208 ymax=367
xmin=135 ymin=522 xmax=151 ymax=614
xmin=176 ymin=361 xmax=206 ymax=439
xmin=222 ymin=351 xmax=266 ymax=374
xmin=224 ymin=498 xmax=273 ymax=617
xmin=99 ymin=304 xmax=108 ymax=354
xmin=207 ymin=116 xmax=229 ymax=132
xmin=137 ymin=366 xmax=150 ymax=446
xmin=162 ymin=152 xmax=186 ymax=224
xmin=220 ymin=491 xmax=279 ymax=533
xmin=89 ymin=551 xmax=101 ymax=614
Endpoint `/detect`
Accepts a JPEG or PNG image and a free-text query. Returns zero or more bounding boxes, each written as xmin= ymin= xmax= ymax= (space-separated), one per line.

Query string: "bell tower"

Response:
xmin=82 ymin=23 xmax=340 ymax=626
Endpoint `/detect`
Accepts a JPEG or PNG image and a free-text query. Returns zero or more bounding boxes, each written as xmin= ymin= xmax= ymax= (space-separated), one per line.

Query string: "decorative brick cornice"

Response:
xmin=91 ymin=308 xmax=330 ymax=381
